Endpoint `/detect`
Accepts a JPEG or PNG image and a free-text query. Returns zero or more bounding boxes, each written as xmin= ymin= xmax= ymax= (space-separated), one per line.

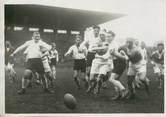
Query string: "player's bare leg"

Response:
xmin=34 ymin=72 xmax=41 ymax=85
xmin=134 ymin=74 xmax=142 ymax=89
xmin=94 ymin=74 xmax=105 ymax=95
xmin=73 ymin=70 xmax=81 ymax=90
xmin=109 ymin=73 xmax=126 ymax=100
xmin=51 ymin=65 xmax=56 ymax=79
xmin=85 ymin=67 xmax=91 ymax=88
xmin=86 ymin=74 xmax=97 ymax=94
xmin=26 ymin=71 xmax=36 ymax=88
xmin=101 ymin=72 xmax=110 ymax=89
xmin=80 ymin=71 xmax=88 ymax=89
xmin=137 ymin=72 xmax=150 ymax=94
xmin=40 ymin=73 xmax=54 ymax=94
xmin=126 ymin=75 xmax=136 ymax=99
xmin=18 ymin=69 xmax=33 ymax=94
xmin=45 ymin=71 xmax=54 ymax=88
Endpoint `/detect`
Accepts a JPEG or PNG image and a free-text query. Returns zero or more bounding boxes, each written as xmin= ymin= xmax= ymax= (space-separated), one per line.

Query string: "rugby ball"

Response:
xmin=64 ymin=93 xmax=77 ymax=110
xmin=129 ymin=49 xmax=142 ymax=64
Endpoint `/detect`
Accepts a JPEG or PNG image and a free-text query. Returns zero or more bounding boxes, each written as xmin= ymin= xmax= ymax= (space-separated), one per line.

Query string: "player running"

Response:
xmin=10 ymin=31 xmax=53 ymax=94
xmin=65 ymin=35 xmax=87 ymax=89
xmin=49 ymin=43 xmax=59 ymax=79
xmin=151 ymin=42 xmax=164 ymax=89
xmin=125 ymin=38 xmax=150 ymax=99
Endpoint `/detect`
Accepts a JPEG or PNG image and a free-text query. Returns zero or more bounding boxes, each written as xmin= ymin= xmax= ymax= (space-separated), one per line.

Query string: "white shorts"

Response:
xmin=153 ymin=63 xmax=164 ymax=75
xmin=90 ymin=59 xmax=112 ymax=75
xmin=127 ymin=62 xmax=146 ymax=76
xmin=42 ymin=60 xmax=51 ymax=73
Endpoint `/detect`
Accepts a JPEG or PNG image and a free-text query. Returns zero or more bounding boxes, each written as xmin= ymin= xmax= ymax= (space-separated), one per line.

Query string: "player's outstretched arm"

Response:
xmin=120 ymin=50 xmax=129 ymax=59
xmin=11 ymin=43 xmax=28 ymax=56
xmin=112 ymin=50 xmax=128 ymax=61
xmin=64 ymin=47 xmax=73 ymax=57
xmin=91 ymin=46 xmax=108 ymax=52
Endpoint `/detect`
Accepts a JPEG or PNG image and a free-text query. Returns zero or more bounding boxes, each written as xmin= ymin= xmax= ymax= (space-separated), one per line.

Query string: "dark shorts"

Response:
xmin=112 ymin=59 xmax=126 ymax=76
xmin=86 ymin=52 xmax=96 ymax=67
xmin=26 ymin=58 xmax=44 ymax=74
xmin=50 ymin=58 xmax=57 ymax=66
xmin=5 ymin=59 xmax=9 ymax=65
xmin=74 ymin=59 xmax=86 ymax=73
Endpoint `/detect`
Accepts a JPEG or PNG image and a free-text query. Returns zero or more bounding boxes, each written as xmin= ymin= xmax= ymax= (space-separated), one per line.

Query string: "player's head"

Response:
xmin=32 ymin=31 xmax=41 ymax=43
xmin=126 ymin=37 xmax=135 ymax=49
xmin=106 ymin=30 xmax=115 ymax=43
xmin=75 ymin=34 xmax=82 ymax=45
xmin=99 ymin=29 xmax=106 ymax=42
xmin=92 ymin=25 xmax=100 ymax=37
xmin=134 ymin=39 xmax=139 ymax=47
xmin=157 ymin=43 xmax=164 ymax=52
xmin=5 ymin=41 xmax=11 ymax=48
xmin=51 ymin=43 xmax=56 ymax=49
xmin=141 ymin=41 xmax=146 ymax=49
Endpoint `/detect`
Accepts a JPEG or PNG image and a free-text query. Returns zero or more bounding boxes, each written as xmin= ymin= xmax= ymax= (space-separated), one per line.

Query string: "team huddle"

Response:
xmin=5 ymin=25 xmax=164 ymax=100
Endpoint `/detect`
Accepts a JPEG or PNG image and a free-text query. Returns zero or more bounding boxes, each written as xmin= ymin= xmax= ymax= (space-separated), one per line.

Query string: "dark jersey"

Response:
xmin=151 ymin=50 xmax=164 ymax=65
xmin=117 ymin=46 xmax=128 ymax=63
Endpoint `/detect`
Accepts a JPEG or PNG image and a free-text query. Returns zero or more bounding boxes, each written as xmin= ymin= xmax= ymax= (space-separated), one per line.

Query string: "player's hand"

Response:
xmin=10 ymin=53 xmax=15 ymax=58
xmin=64 ymin=53 xmax=69 ymax=57
xmin=151 ymin=61 xmax=155 ymax=66
xmin=125 ymin=56 xmax=129 ymax=61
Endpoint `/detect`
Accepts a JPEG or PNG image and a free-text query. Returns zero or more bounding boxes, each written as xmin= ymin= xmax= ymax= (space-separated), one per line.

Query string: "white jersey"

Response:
xmin=82 ymin=33 xmax=100 ymax=52
xmin=22 ymin=40 xmax=51 ymax=59
xmin=90 ymin=41 xmax=115 ymax=75
xmin=93 ymin=41 xmax=110 ymax=64
xmin=109 ymin=40 xmax=119 ymax=60
xmin=66 ymin=44 xmax=87 ymax=59
xmin=93 ymin=41 xmax=118 ymax=65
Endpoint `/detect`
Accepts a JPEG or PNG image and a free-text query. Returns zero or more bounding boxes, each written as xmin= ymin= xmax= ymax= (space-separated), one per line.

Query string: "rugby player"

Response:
xmin=49 ymin=43 xmax=59 ymax=79
xmin=134 ymin=41 xmax=149 ymax=89
xmin=86 ymin=29 xmax=109 ymax=95
xmin=65 ymin=35 xmax=87 ymax=89
xmin=125 ymin=38 xmax=150 ymax=99
xmin=82 ymin=25 xmax=101 ymax=86
xmin=10 ymin=31 xmax=53 ymax=94
xmin=41 ymin=46 xmax=54 ymax=88
xmin=5 ymin=41 xmax=16 ymax=82
xmin=107 ymin=31 xmax=128 ymax=100
xmin=151 ymin=42 xmax=164 ymax=89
